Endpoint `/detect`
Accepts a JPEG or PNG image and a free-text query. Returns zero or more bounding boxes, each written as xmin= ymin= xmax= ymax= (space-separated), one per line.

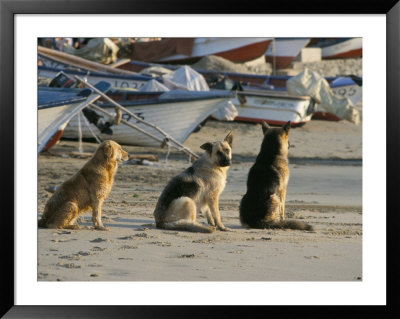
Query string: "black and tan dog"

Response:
xmin=239 ymin=121 xmax=313 ymax=231
xmin=38 ymin=140 xmax=129 ymax=230
xmin=154 ymin=131 xmax=234 ymax=233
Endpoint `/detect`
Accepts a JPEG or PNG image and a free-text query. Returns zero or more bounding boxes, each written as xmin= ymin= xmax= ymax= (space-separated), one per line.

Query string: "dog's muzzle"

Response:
xmin=219 ymin=159 xmax=231 ymax=167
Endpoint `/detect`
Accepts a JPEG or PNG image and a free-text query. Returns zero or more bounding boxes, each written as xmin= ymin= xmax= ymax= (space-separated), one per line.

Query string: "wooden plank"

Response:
xmin=109 ymin=58 xmax=131 ymax=68
xmin=38 ymin=46 xmax=138 ymax=76
xmin=68 ymin=151 xmax=158 ymax=161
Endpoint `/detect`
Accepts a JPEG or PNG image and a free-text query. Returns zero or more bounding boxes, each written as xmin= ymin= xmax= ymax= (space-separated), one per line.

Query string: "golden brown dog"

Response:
xmin=154 ymin=131 xmax=234 ymax=233
xmin=38 ymin=140 xmax=129 ymax=230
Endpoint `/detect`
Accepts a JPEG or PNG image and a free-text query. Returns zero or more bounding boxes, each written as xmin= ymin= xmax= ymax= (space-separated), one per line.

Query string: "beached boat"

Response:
xmin=265 ymin=38 xmax=310 ymax=69
xmin=38 ymin=81 xmax=111 ymax=153
xmin=312 ymin=38 xmax=362 ymax=59
xmin=329 ymin=76 xmax=362 ymax=105
xmin=117 ymin=59 xmax=361 ymax=124
xmin=153 ymin=38 xmax=272 ymax=64
xmin=233 ymin=89 xmax=315 ymax=126
xmin=62 ymin=89 xmax=234 ymax=147
xmin=38 ymin=66 xmax=155 ymax=90
xmin=312 ymin=75 xmax=362 ymax=121
xmin=38 ymin=46 xmax=138 ymax=76
xmin=116 ymin=59 xmax=356 ymax=92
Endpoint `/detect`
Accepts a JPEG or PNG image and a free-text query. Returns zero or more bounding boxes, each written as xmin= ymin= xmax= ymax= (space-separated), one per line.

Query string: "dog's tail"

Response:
xmin=157 ymin=220 xmax=215 ymax=233
xmin=252 ymin=219 xmax=313 ymax=231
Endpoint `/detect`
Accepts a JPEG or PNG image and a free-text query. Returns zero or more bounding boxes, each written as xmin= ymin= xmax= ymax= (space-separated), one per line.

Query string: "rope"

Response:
xmin=164 ymin=143 xmax=171 ymax=164
xmin=81 ymin=110 xmax=102 ymax=144
xmin=77 ymin=112 xmax=83 ymax=153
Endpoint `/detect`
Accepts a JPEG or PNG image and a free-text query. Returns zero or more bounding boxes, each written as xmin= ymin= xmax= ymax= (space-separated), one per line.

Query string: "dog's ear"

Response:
xmin=200 ymin=142 xmax=213 ymax=154
xmin=282 ymin=121 xmax=291 ymax=134
xmin=104 ymin=142 xmax=114 ymax=158
xmin=261 ymin=121 xmax=270 ymax=135
xmin=224 ymin=131 xmax=234 ymax=147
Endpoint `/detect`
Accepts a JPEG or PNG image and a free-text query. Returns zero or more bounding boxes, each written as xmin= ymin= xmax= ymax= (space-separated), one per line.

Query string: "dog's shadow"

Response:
xmin=79 ymin=218 xmax=156 ymax=230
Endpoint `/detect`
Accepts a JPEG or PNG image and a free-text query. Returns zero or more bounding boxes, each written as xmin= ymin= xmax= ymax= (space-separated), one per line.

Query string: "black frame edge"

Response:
xmin=0 ymin=0 xmax=15 ymax=317
xmin=386 ymin=1 xmax=400 ymax=317
xmin=1 ymin=0 xmax=399 ymax=317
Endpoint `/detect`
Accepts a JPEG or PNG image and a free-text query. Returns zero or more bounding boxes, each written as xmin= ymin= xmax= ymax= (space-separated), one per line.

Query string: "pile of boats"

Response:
xmin=38 ymin=37 xmax=362 ymax=154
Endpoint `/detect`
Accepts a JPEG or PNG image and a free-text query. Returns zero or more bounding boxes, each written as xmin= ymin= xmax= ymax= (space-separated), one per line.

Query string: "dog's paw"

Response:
xmin=95 ymin=226 xmax=109 ymax=231
xmin=218 ymin=226 xmax=233 ymax=232
xmin=207 ymin=220 xmax=216 ymax=227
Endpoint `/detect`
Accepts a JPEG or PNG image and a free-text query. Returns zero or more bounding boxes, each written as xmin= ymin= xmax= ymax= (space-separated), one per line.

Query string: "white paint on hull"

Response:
xmin=63 ymin=97 xmax=228 ymax=147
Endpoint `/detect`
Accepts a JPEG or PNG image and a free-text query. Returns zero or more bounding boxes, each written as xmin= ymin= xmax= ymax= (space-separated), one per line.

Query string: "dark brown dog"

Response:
xmin=239 ymin=121 xmax=313 ymax=230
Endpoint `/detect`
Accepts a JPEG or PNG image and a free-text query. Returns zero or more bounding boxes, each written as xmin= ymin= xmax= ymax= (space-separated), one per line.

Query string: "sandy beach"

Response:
xmin=37 ymin=118 xmax=362 ymax=282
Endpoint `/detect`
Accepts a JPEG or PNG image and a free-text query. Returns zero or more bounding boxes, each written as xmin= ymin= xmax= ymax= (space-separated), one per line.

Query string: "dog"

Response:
xmin=239 ymin=121 xmax=313 ymax=231
xmin=154 ymin=131 xmax=234 ymax=233
xmin=38 ymin=140 xmax=129 ymax=230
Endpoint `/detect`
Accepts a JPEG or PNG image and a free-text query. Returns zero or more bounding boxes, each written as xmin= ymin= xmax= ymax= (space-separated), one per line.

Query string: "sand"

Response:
xmin=37 ymin=118 xmax=362 ymax=282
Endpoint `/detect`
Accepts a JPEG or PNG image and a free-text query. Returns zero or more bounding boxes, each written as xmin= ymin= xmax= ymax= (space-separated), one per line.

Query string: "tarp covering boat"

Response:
xmin=62 ymin=38 xmax=120 ymax=64
xmin=162 ymin=66 xmax=210 ymax=91
xmin=161 ymin=66 xmax=238 ymax=121
xmin=286 ymin=68 xmax=361 ymax=124
xmin=138 ymin=79 xmax=170 ymax=92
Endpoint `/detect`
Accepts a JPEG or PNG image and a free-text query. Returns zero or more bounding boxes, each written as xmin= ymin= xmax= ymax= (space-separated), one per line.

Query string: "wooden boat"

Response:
xmin=62 ymin=89 xmax=234 ymax=147
xmin=38 ymin=81 xmax=111 ymax=153
xmin=233 ymin=89 xmax=315 ymax=126
xmin=265 ymin=38 xmax=311 ymax=69
xmin=154 ymin=37 xmax=272 ymax=64
xmin=312 ymin=38 xmax=362 ymax=59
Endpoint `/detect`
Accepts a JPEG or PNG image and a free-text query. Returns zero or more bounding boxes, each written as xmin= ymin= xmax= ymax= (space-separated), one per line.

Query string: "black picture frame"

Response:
xmin=1 ymin=0 xmax=399 ymax=317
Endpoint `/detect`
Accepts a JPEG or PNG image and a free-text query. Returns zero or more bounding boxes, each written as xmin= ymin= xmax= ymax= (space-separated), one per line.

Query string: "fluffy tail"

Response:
xmin=157 ymin=220 xmax=215 ymax=233
xmin=250 ymin=219 xmax=313 ymax=231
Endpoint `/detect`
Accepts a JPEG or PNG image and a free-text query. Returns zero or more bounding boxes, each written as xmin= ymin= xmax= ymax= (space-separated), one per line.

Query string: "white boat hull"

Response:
xmin=265 ymin=38 xmax=310 ymax=69
xmin=233 ymin=92 xmax=313 ymax=126
xmin=38 ymin=94 xmax=102 ymax=153
xmin=331 ymin=83 xmax=362 ymax=105
xmin=63 ymin=97 xmax=228 ymax=147
xmin=157 ymin=37 xmax=272 ymax=63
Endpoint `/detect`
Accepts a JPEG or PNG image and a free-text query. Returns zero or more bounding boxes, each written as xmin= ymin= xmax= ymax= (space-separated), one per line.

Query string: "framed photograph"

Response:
xmin=1 ymin=0 xmax=398 ymax=317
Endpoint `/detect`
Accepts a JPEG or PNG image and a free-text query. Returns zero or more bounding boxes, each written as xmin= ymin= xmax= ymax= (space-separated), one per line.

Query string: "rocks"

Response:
xmin=190 ymin=54 xmax=362 ymax=78
xmin=290 ymin=58 xmax=362 ymax=77
xmin=192 ymin=55 xmax=273 ymax=75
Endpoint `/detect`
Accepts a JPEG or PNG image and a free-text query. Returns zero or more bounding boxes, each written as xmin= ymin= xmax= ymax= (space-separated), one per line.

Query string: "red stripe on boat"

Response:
xmin=265 ymin=55 xmax=296 ymax=69
xmin=323 ymin=48 xmax=362 ymax=59
xmin=155 ymin=40 xmax=272 ymax=64
xmin=312 ymin=112 xmax=341 ymax=121
xmin=42 ymin=130 xmax=64 ymax=152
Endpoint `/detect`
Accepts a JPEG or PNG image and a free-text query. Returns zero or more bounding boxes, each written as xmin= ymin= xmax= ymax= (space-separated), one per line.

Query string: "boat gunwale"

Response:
xmin=96 ymin=92 xmax=234 ymax=108
xmin=38 ymin=65 xmax=157 ymax=82
xmin=122 ymin=59 xmax=343 ymax=84
xmin=236 ymin=89 xmax=311 ymax=101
